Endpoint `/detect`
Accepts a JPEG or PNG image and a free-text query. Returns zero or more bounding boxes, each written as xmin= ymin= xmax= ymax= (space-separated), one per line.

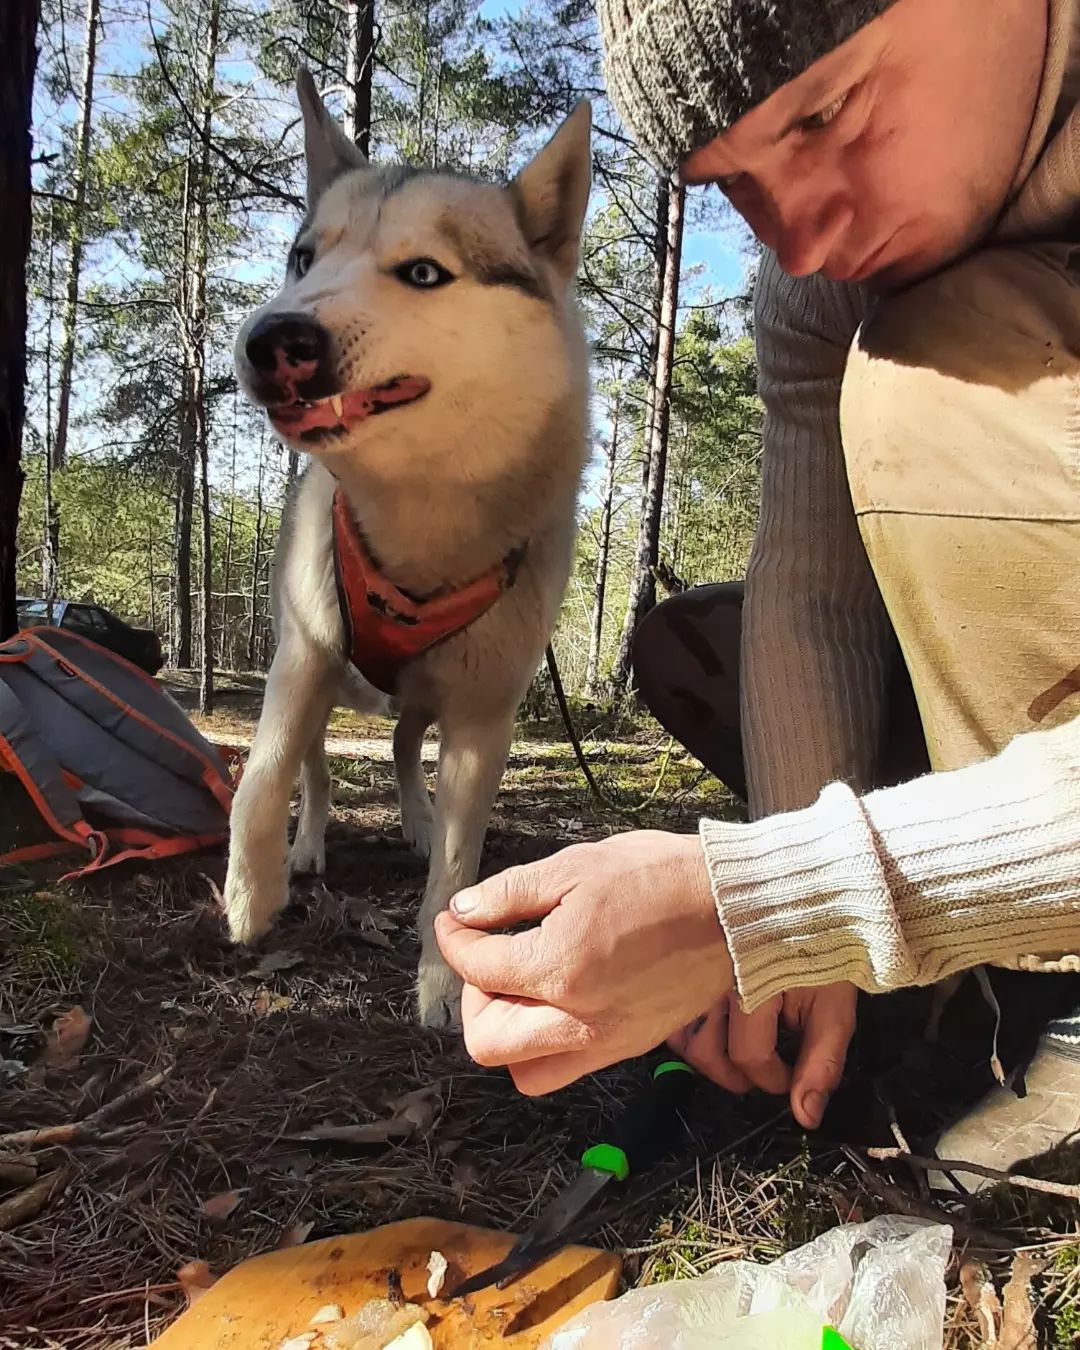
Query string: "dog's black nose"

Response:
xmin=245 ymin=313 xmax=328 ymax=374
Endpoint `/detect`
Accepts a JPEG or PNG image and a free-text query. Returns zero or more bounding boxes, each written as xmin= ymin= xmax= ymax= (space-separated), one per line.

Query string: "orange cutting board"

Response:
xmin=152 ymin=1217 xmax=622 ymax=1349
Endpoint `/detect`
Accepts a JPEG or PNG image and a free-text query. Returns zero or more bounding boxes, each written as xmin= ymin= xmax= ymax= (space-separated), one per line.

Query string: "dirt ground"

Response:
xmin=2 ymin=673 xmax=1079 ymax=1347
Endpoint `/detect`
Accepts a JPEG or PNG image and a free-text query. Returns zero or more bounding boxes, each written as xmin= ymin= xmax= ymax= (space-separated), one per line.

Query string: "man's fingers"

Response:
xmin=435 ymin=912 xmax=543 ymax=996
xmin=789 ymin=989 xmax=855 ymax=1129
xmin=509 ymin=1043 xmax=622 ymax=1096
xmin=676 ymin=1000 xmax=753 ymax=1094
xmin=458 ymin=982 xmax=596 ymax=1068
xmin=727 ymin=997 xmax=791 ymax=1096
xmin=450 ymin=852 xmax=578 ymax=928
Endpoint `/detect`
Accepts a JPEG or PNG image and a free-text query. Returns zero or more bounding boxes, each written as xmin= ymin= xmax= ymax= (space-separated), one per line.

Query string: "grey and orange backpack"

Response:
xmin=0 ymin=626 xmax=234 ymax=875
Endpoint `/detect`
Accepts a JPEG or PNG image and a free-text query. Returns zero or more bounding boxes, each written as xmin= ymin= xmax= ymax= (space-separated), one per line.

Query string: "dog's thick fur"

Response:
xmin=224 ymin=73 xmax=591 ymax=1026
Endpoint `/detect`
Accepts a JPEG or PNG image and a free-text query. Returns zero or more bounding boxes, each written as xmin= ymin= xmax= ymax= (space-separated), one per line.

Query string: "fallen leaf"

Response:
xmin=310 ymin=1304 xmax=344 ymax=1325
xmin=960 ymin=1257 xmax=1001 ymax=1347
xmin=0 ymin=1152 xmax=38 ymax=1191
xmin=353 ymin=927 xmax=392 ymax=951
xmin=358 ymin=1180 xmax=389 ymax=1206
xmin=0 ymin=1165 xmax=75 ymax=1231
xmin=286 ymin=1121 xmax=414 ymax=1146
xmin=253 ymin=988 xmax=294 ymax=1017
xmin=177 ymin=1260 xmax=218 ymax=1309
xmin=277 ymin=1219 xmax=314 ymax=1249
xmin=200 ymin=1190 xmax=243 ymax=1222
xmin=345 ymin=896 xmax=399 ymax=932
xmin=387 ymin=1086 xmax=441 ymax=1135
xmin=40 ymin=1007 xmax=92 ymax=1068
xmin=251 ymin=950 xmax=304 ymax=979
xmin=426 ymin=1250 xmax=448 ymax=1299
xmin=1000 ymin=1253 xmax=1038 ymax=1350
xmin=450 ymin=1157 xmax=480 ymax=1205
xmin=0 ymin=1059 xmax=27 ymax=1087
xmin=279 ymin=1152 xmax=314 ymax=1180
xmin=279 ymin=1335 xmax=316 ymax=1350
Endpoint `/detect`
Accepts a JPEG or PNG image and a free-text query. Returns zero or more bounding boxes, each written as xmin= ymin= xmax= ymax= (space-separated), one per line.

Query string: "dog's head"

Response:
xmin=235 ymin=72 xmax=591 ymax=473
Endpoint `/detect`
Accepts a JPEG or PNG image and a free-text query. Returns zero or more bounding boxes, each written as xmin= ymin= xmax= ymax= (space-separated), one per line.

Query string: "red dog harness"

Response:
xmin=331 ymin=489 xmax=525 ymax=696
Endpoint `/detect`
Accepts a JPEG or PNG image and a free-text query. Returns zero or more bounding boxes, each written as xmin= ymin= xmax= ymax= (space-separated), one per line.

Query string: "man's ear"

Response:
xmin=508 ymin=102 xmax=592 ymax=284
xmin=296 ymin=67 xmax=366 ymax=209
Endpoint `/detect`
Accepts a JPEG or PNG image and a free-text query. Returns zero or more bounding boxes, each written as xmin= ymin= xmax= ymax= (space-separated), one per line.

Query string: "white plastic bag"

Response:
xmin=544 ymin=1215 xmax=952 ymax=1350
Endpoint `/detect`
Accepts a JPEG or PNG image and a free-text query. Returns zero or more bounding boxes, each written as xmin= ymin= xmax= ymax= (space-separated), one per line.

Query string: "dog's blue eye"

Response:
xmin=397 ymin=258 xmax=452 ymax=289
xmin=292 ymin=247 xmax=314 ymax=278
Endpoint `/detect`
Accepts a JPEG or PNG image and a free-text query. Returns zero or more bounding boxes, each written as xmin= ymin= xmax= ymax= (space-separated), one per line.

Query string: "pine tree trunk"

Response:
xmin=585 ymin=394 xmax=620 ymax=698
xmin=609 ymin=182 xmax=668 ymax=687
xmin=610 ymin=174 xmax=684 ymax=691
xmin=147 ymin=522 xmax=156 ymax=633
xmin=344 ymin=0 xmax=375 ymax=156
xmin=0 ymin=0 xmax=39 ymax=641
xmin=637 ymin=176 xmax=669 ymax=489
xmin=42 ymin=204 xmax=60 ymax=601
xmin=191 ymin=0 xmax=220 ymax=715
xmin=173 ymin=154 xmax=196 ymax=669
xmin=173 ymin=421 xmax=195 ymax=665
xmin=52 ymin=0 xmax=100 ymax=471
xmin=220 ymin=392 xmax=238 ymax=667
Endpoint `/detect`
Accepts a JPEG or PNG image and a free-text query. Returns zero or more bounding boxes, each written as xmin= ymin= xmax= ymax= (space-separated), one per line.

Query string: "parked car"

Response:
xmin=16 ymin=597 xmax=164 ymax=675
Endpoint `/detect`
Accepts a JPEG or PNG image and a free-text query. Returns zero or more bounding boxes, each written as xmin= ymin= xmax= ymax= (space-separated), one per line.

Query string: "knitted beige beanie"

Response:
xmin=598 ymin=0 xmax=901 ymax=167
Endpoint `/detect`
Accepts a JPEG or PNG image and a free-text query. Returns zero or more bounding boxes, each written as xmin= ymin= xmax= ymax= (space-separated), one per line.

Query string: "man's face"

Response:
xmin=682 ymin=0 xmax=1047 ymax=288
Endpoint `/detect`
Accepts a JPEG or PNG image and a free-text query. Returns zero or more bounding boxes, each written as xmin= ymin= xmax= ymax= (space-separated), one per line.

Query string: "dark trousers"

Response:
xmin=631 ymin=581 xmax=931 ymax=805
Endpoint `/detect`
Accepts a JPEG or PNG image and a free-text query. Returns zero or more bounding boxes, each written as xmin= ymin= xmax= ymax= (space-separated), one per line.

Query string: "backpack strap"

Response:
xmin=0 ymin=681 xmax=107 ymax=867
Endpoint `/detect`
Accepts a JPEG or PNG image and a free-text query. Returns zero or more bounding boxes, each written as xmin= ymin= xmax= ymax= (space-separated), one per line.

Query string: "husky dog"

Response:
xmin=224 ymin=72 xmax=591 ymax=1027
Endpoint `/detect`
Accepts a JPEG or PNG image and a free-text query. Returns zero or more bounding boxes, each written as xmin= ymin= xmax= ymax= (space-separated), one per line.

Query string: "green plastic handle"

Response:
xmin=580 ymin=1058 xmax=698 ymax=1180
xmin=822 ymin=1327 xmax=853 ymax=1349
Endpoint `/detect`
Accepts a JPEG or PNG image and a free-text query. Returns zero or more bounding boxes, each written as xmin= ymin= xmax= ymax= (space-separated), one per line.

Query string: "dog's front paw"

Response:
xmin=401 ymin=801 xmax=433 ymax=860
xmin=288 ymin=834 xmax=326 ymax=877
xmin=223 ymin=855 xmax=289 ymax=945
xmin=416 ymin=955 xmax=463 ymax=1030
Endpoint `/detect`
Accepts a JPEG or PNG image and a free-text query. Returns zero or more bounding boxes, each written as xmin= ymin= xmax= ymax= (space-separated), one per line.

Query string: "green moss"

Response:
xmin=1 ymin=877 xmax=85 ymax=980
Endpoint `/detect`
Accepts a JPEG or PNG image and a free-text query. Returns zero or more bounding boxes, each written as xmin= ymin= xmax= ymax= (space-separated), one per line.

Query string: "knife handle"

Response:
xmin=581 ymin=1059 xmax=698 ymax=1180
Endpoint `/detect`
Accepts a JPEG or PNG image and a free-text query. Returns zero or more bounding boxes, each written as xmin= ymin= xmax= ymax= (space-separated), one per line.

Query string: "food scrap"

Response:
xmin=426 ymin=1250 xmax=448 ymax=1299
xmin=320 ymin=1297 xmax=431 ymax=1350
xmin=278 ymin=1335 xmax=316 ymax=1350
xmin=310 ymin=1304 xmax=345 ymax=1326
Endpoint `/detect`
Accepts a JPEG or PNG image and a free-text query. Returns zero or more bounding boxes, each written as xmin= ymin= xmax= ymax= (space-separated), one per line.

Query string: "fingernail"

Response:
xmin=451 ymin=889 xmax=476 ymax=916
xmin=804 ymin=1090 xmax=829 ymax=1127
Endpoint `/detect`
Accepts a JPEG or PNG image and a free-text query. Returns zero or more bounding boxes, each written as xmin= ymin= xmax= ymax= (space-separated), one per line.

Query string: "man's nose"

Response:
xmin=740 ymin=180 xmax=853 ymax=278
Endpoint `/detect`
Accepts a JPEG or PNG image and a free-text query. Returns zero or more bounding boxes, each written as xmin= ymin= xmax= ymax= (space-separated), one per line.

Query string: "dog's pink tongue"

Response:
xmin=270 ymin=376 xmax=430 ymax=438
xmin=343 ymin=376 xmax=430 ymax=422
xmin=270 ymin=401 xmax=338 ymax=435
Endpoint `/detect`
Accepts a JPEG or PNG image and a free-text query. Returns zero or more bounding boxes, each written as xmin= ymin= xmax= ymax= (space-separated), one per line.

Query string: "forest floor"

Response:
xmin=2 ymin=671 xmax=1079 ymax=1348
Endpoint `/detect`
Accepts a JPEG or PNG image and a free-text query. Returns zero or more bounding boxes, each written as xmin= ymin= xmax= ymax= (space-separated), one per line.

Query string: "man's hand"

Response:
xmin=434 ymin=831 xmax=735 ymax=1096
xmin=668 ymin=983 xmax=856 ymax=1128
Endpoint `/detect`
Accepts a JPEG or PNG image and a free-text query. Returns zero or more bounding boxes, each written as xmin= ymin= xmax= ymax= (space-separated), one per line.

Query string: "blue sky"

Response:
xmin=475 ymin=0 xmax=751 ymax=299
xmin=27 ymin=0 xmax=752 ymax=494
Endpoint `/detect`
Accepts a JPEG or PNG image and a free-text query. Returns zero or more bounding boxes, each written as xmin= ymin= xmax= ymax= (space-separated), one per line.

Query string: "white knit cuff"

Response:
xmin=699 ymin=783 xmax=916 ymax=1012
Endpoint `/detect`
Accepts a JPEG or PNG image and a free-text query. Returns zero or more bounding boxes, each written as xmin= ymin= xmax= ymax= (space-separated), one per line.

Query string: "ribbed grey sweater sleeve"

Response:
xmin=742 ymin=252 xmax=895 ymax=819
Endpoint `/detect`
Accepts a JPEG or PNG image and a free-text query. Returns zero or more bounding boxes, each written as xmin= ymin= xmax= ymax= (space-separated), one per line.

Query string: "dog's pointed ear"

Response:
xmin=296 ymin=67 xmax=366 ymax=209
xmin=508 ymin=101 xmax=592 ymax=284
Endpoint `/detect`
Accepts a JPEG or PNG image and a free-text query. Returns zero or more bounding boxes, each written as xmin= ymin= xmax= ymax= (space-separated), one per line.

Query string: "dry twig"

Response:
xmin=866 ymin=1146 xmax=1080 ymax=1200
xmin=0 ymin=1067 xmax=172 ymax=1151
